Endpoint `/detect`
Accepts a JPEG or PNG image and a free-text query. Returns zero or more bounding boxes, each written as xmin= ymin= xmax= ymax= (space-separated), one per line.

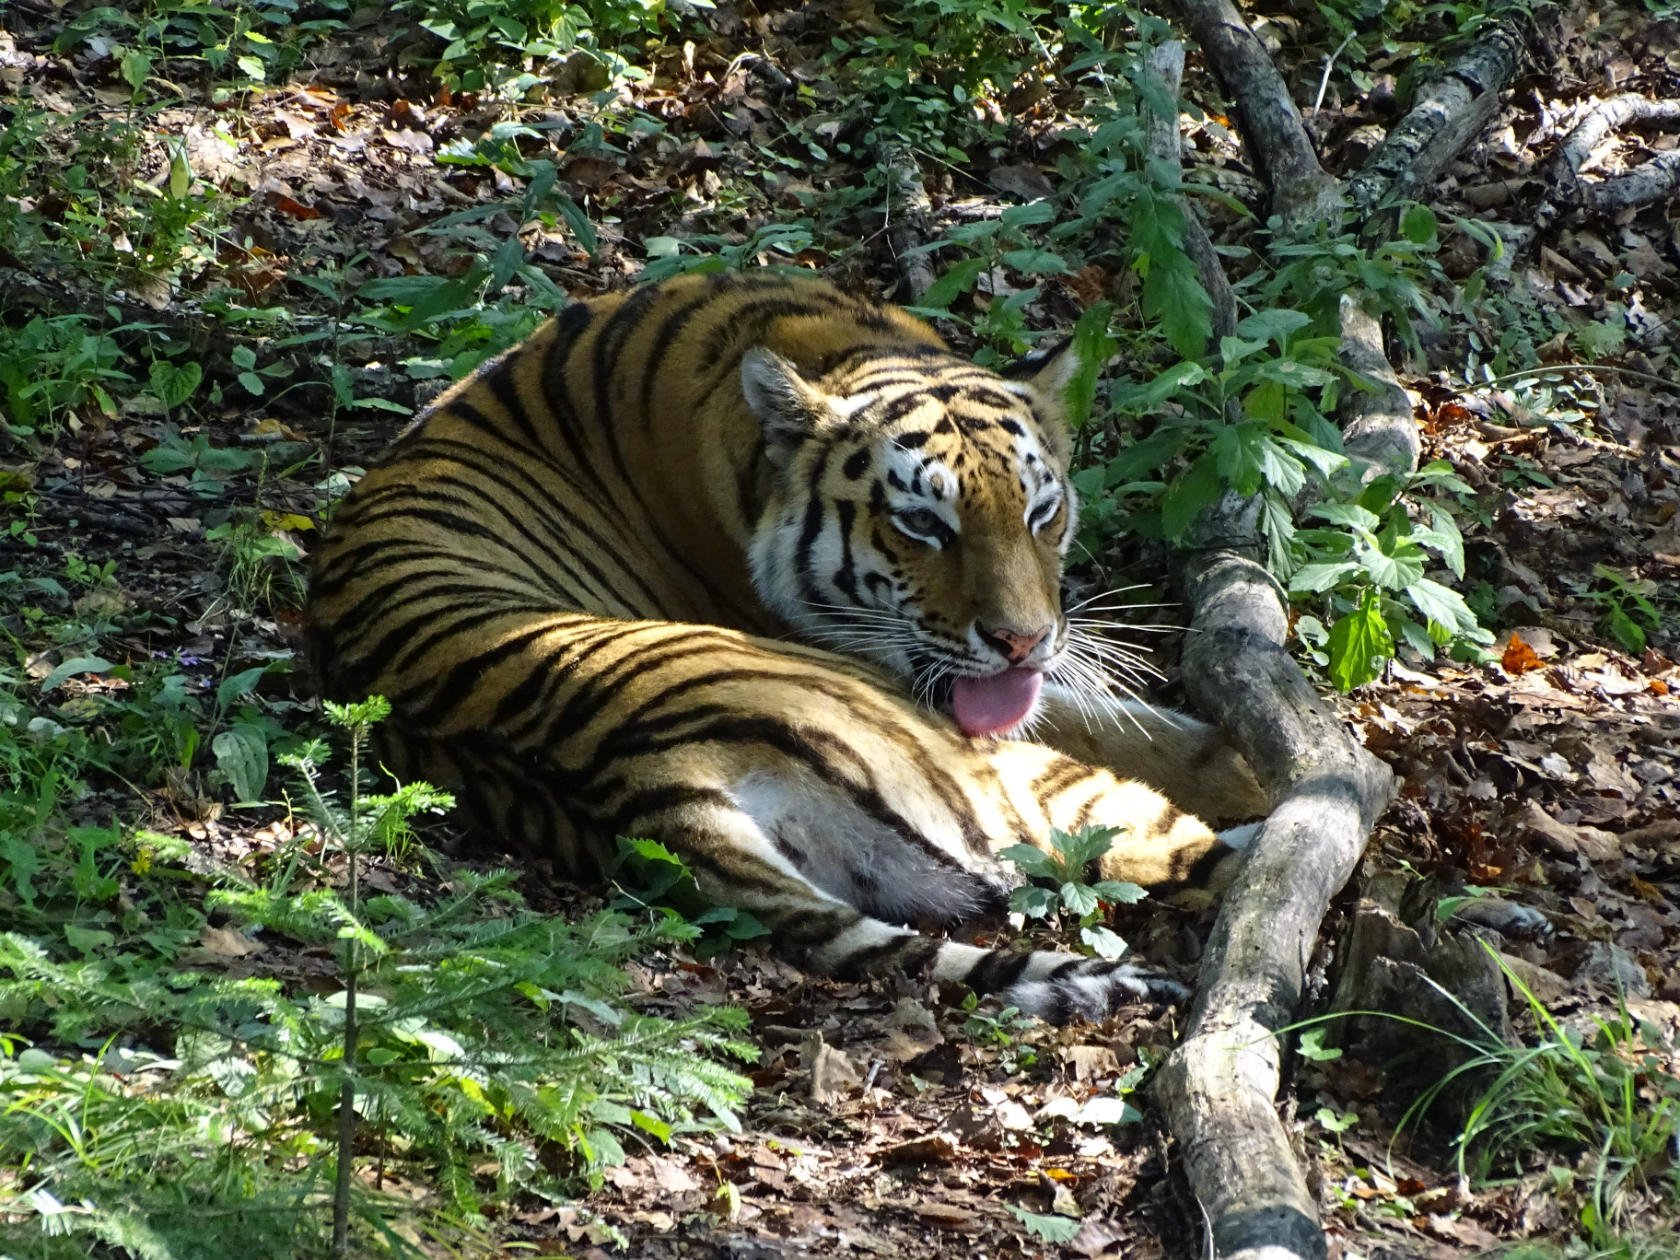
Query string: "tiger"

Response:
xmin=307 ymin=272 xmax=1268 ymax=1023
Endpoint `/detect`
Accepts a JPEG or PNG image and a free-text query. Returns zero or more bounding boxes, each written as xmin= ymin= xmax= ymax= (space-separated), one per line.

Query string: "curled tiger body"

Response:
xmin=307 ymin=272 xmax=1268 ymax=1022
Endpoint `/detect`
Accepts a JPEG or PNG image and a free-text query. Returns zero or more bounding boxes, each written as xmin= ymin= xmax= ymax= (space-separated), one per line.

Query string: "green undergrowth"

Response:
xmin=1300 ymin=949 xmax=1680 ymax=1254
xmin=0 ymin=696 xmax=754 ymax=1258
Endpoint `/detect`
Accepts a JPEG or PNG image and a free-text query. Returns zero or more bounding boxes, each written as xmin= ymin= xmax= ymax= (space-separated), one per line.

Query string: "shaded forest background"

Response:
xmin=0 ymin=1 xmax=1677 ymax=1257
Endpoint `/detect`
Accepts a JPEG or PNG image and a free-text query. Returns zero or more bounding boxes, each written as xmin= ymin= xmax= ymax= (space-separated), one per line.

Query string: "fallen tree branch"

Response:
xmin=1144 ymin=4 xmax=1519 ymax=1254
xmin=1336 ymin=297 xmax=1419 ymax=478
xmin=1161 ymin=0 xmax=1341 ymax=225
xmin=1544 ymin=94 xmax=1680 ymax=220
xmin=877 ymin=142 xmax=937 ymax=303
xmin=1584 ymin=149 xmax=1680 ymax=214
xmin=1348 ymin=19 xmax=1527 ymax=209
xmin=1143 ymin=42 xmax=1238 ymax=343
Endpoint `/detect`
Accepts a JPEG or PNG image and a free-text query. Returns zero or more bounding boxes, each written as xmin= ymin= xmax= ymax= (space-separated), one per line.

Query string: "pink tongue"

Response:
xmin=950 ymin=669 xmax=1043 ymax=737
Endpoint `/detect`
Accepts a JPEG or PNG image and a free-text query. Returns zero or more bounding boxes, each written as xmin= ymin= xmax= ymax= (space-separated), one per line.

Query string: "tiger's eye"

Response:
xmin=894 ymin=508 xmax=945 ymax=540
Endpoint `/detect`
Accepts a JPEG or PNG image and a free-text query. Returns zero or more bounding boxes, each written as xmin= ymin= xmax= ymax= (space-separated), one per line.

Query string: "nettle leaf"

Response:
xmin=1412 ymin=504 xmax=1466 ymax=578
xmin=1089 ymin=879 xmax=1145 ymax=905
xmin=1326 ymin=589 xmax=1393 ymax=691
xmin=1061 ymin=881 xmax=1099 ymax=918
xmin=1254 ymin=435 xmax=1307 ymax=498
xmin=1211 ymin=423 xmax=1267 ymax=496
xmin=1144 ymin=259 xmax=1212 ymax=361
xmin=1277 ymin=436 xmax=1348 ymax=479
xmin=1050 ymin=825 xmax=1122 ymax=868
xmin=1118 ymin=360 xmax=1208 ymax=410
xmin=1404 ymin=577 xmax=1480 ymax=635
xmin=1080 ymin=924 xmax=1130 ymax=959
xmin=918 ymin=257 xmax=986 ymax=311
xmin=1103 ymin=426 xmax=1189 ymax=482
xmin=1289 ymin=561 xmax=1360 ymax=594
xmin=1010 ymin=1207 xmax=1082 ymax=1244
xmin=999 ymin=842 xmax=1057 ymax=880
xmin=1357 ymin=531 xmax=1427 ymax=591
xmin=1161 ymin=450 xmax=1222 ymax=541
xmin=1000 ymin=246 xmax=1070 ymax=276
xmin=1308 ymin=501 xmax=1382 ymax=532
xmin=1397 ymin=614 xmax=1436 ymax=659
xmin=1235 ymin=307 xmax=1312 ymax=347
xmin=1009 ymin=884 xmax=1058 ymax=920
xmin=1066 ymin=302 xmax=1117 ymax=430
xmin=1252 ymin=357 xmax=1335 ymax=389
xmin=1217 ymin=334 xmax=1269 ymax=366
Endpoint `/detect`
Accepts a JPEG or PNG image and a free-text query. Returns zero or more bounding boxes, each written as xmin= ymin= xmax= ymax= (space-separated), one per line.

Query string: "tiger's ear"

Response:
xmin=1004 ymin=338 xmax=1083 ymax=462
xmin=1004 ymin=338 xmax=1082 ymax=419
xmin=741 ymin=347 xmax=834 ymax=464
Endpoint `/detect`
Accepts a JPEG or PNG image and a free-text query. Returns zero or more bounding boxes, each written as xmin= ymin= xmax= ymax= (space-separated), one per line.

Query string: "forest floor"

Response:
xmin=3 ymin=1 xmax=1679 ymax=1257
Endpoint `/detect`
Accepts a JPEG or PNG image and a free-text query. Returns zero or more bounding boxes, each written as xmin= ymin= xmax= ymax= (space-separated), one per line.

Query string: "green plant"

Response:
xmin=0 ymin=317 xmax=131 ymax=438
xmin=1581 ymin=565 xmax=1662 ymax=655
xmin=1395 ymin=954 xmax=1680 ymax=1250
xmin=207 ymin=511 xmax=308 ymax=614
xmin=999 ymin=826 xmax=1146 ymax=960
xmin=610 ymin=836 xmax=770 ymax=951
xmin=401 ymin=0 xmax=671 ymax=97
xmin=0 ymin=695 xmax=756 ymax=1258
xmin=959 ymin=993 xmax=1039 ymax=1072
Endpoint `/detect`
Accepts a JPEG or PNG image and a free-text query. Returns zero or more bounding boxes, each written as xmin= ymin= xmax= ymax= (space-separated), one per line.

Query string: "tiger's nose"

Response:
xmin=978 ymin=622 xmax=1052 ymax=665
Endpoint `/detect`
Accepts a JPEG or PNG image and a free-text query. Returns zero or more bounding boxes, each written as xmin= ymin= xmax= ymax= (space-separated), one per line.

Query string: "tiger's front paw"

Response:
xmin=999 ymin=958 xmax=1190 ymax=1024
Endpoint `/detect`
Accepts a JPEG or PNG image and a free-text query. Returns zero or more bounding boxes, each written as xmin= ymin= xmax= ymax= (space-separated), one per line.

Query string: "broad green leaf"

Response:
xmin=1326 ymin=589 xmax=1392 ymax=691
xmin=1008 ymin=884 xmax=1058 ymax=919
xmin=1356 ymin=532 xmax=1426 ymax=591
xmin=1308 ymin=501 xmax=1382 ymax=532
xmin=1400 ymin=203 xmax=1438 ymax=245
xmin=918 ymin=257 xmax=985 ymax=311
xmin=1065 ymin=301 xmax=1116 ymax=430
xmin=1235 ymin=307 xmax=1312 ymax=346
xmin=1404 ymin=577 xmax=1479 ymax=635
xmin=1212 ymin=423 xmax=1267 ymax=496
xmin=999 ymin=842 xmax=1057 ymax=879
xmin=1143 ymin=256 xmax=1212 ymax=360
xmin=999 ymin=246 xmax=1070 ymax=276
xmin=1089 ymin=879 xmax=1145 ymax=905
xmin=169 ymin=148 xmax=191 ymax=198
xmin=999 ymin=200 xmax=1057 ymax=228
xmin=1115 ymin=361 xmax=1207 ymax=410
xmin=148 ymin=360 xmax=202 ymax=408
xmin=1010 ymin=1207 xmax=1082 ymax=1243
xmin=1061 ymin=882 xmax=1099 ymax=917
xmin=1079 ymin=924 xmax=1129 ymax=959
xmin=1289 ymin=561 xmax=1359 ymax=594
xmin=40 ymin=655 xmax=115 ymax=692
xmin=1160 ymin=451 xmax=1221 ymax=541
xmin=212 ymin=724 xmax=269 ymax=803
xmin=1217 ymin=334 xmax=1268 ymax=367
xmin=1412 ymin=505 xmax=1466 ymax=578
xmin=216 ymin=666 xmax=267 ymax=710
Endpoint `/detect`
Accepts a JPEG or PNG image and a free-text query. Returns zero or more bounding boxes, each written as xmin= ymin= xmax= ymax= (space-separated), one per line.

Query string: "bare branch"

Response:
xmin=878 ymin=142 xmax=937 ymax=303
xmin=1545 ymin=96 xmax=1680 ymax=217
xmin=1161 ymin=0 xmax=1341 ymax=224
xmin=1143 ymin=41 xmax=1239 ymax=342
xmin=1337 ymin=297 xmax=1419 ymax=480
xmin=1349 ymin=20 xmax=1526 ymax=209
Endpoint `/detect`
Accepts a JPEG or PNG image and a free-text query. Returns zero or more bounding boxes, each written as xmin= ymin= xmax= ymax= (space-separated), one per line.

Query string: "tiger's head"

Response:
xmin=743 ymin=341 xmax=1099 ymax=738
